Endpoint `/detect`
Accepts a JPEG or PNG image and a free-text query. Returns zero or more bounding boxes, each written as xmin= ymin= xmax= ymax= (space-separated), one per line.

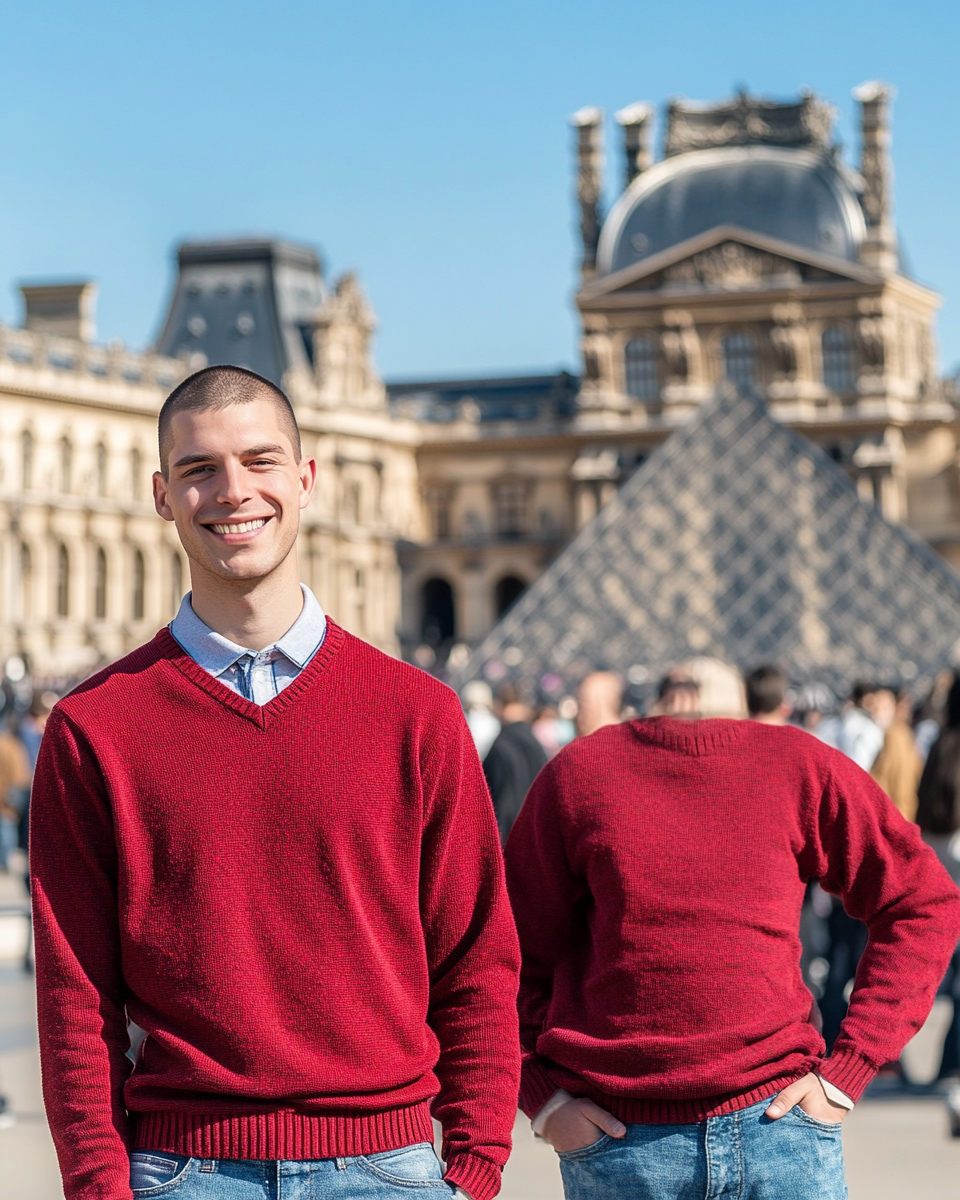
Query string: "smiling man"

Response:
xmin=30 ymin=366 xmax=520 ymax=1200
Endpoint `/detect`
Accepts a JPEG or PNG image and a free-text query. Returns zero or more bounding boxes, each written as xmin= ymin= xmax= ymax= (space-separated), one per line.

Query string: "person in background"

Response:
xmin=0 ymin=720 xmax=30 ymax=872
xmin=745 ymin=664 xmax=791 ymax=725
xmin=915 ymin=670 xmax=953 ymax=763
xmin=462 ymin=680 xmax=501 ymax=761
xmin=648 ymin=671 xmax=700 ymax=718
xmin=792 ymin=683 xmax=837 ymax=739
xmin=575 ymin=673 xmax=623 ymax=737
xmin=870 ymin=688 xmax=922 ymax=822
xmin=484 ymin=689 xmax=547 ymax=844
xmin=830 ymin=682 xmax=884 ymax=770
xmin=916 ymin=673 xmax=960 ymax=1123
xmin=532 ymin=707 xmax=564 ymax=760
xmin=505 ymin=683 xmax=960 ymax=1199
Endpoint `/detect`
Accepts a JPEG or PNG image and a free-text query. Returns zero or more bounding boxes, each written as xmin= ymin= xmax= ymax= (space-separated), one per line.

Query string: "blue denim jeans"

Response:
xmin=129 ymin=1144 xmax=456 ymax=1199
xmin=557 ymin=1098 xmax=847 ymax=1200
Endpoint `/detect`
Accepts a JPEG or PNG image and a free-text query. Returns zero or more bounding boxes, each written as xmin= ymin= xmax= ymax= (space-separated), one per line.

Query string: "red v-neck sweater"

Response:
xmin=31 ymin=622 xmax=520 ymax=1200
xmin=505 ymin=717 xmax=960 ymax=1123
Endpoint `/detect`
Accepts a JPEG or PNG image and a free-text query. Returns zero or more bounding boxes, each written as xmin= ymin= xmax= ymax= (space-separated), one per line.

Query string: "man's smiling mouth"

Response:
xmin=208 ymin=519 xmax=268 ymax=534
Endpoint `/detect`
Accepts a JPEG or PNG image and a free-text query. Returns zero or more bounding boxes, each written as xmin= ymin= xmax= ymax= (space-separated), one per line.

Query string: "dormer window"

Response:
xmin=723 ymin=333 xmax=755 ymax=387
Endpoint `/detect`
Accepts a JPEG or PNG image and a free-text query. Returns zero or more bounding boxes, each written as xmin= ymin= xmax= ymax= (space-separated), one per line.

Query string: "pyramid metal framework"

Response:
xmin=454 ymin=388 xmax=960 ymax=699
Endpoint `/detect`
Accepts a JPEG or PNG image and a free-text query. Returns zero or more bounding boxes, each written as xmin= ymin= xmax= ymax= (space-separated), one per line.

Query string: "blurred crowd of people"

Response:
xmin=0 ymin=689 xmax=55 ymax=884
xmin=463 ymin=659 xmax=960 ymax=1102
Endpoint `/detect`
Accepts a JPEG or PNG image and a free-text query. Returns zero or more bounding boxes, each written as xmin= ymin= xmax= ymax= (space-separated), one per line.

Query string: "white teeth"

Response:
xmin=210 ymin=519 xmax=266 ymax=534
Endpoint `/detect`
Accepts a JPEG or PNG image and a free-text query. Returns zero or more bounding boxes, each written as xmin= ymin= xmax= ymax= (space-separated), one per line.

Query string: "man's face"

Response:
xmin=153 ymin=399 xmax=316 ymax=584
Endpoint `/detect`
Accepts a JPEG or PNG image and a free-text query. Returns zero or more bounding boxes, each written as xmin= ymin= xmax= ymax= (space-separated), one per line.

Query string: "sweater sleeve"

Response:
xmin=30 ymin=708 xmax=133 ymax=1200
xmin=502 ymin=757 xmax=588 ymax=1117
xmin=418 ymin=693 xmax=521 ymax=1200
xmin=801 ymin=747 xmax=960 ymax=1101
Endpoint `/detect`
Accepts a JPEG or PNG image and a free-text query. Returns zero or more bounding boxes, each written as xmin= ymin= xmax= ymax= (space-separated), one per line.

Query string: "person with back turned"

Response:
xmin=30 ymin=366 xmax=520 ymax=1200
xmin=504 ymin=694 xmax=960 ymax=1199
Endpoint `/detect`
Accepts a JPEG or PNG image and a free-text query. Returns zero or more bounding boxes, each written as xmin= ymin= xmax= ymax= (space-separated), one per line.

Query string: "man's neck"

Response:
xmin=188 ymin=554 xmax=305 ymax=650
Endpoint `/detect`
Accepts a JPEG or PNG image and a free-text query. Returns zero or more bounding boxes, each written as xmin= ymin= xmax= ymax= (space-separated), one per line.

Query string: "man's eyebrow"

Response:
xmin=172 ymin=444 xmax=287 ymax=470
xmin=173 ymin=453 xmax=216 ymax=469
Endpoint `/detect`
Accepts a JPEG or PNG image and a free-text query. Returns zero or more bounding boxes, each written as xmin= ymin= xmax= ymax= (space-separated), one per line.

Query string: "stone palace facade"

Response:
xmin=1 ymin=82 xmax=958 ymax=678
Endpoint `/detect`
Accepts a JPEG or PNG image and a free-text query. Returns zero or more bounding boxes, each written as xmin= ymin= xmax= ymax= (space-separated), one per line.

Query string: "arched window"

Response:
xmin=495 ymin=575 xmax=527 ymax=617
xmin=170 ymin=552 xmax=183 ymax=615
xmin=56 ymin=544 xmax=70 ymax=618
xmin=132 ymin=549 xmax=145 ymax=621
xmin=96 ymin=443 xmax=108 ymax=497
xmin=130 ymin=447 xmax=143 ymax=502
xmin=21 ymin=430 xmax=33 ymax=491
xmin=421 ymin=577 xmax=455 ymax=645
xmin=19 ymin=542 xmax=32 ymax=618
xmin=722 ymin=333 xmax=755 ymax=387
xmin=94 ymin=547 xmax=108 ymax=620
xmin=624 ymin=337 xmax=659 ymax=400
xmin=822 ymin=326 xmax=855 ymax=392
xmin=60 ymin=436 xmax=73 ymax=493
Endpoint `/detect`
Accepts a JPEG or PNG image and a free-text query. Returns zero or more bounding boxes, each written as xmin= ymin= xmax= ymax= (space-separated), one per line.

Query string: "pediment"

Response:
xmin=580 ymin=225 xmax=879 ymax=302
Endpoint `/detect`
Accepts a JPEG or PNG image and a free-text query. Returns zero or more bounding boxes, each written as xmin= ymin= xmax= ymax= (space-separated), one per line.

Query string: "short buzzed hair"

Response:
xmin=158 ymin=365 xmax=302 ymax=475
xmin=745 ymin=664 xmax=788 ymax=716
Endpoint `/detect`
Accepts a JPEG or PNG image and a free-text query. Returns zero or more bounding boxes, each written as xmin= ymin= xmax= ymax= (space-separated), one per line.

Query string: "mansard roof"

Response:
xmin=387 ymin=371 xmax=579 ymax=424
xmin=453 ymin=387 xmax=960 ymax=698
xmin=154 ymin=237 xmax=326 ymax=386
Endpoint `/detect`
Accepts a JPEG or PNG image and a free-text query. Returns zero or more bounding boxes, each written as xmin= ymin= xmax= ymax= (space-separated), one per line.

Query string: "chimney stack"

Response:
xmin=615 ymin=103 xmax=654 ymax=191
xmin=570 ymin=107 xmax=604 ymax=278
xmin=853 ymin=81 xmax=898 ymax=274
xmin=20 ymin=281 xmax=98 ymax=342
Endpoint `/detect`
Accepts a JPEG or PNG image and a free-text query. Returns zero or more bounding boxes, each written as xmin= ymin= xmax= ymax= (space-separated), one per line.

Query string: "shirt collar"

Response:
xmin=169 ymin=584 xmax=326 ymax=677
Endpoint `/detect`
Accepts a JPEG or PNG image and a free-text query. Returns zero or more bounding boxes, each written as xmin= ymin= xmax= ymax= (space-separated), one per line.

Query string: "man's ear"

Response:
xmin=153 ymin=471 xmax=175 ymax=522
xmin=298 ymin=456 xmax=318 ymax=510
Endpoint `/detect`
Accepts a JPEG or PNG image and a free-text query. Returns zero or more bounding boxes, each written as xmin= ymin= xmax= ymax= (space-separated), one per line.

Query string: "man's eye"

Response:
xmin=249 ymin=459 xmax=277 ymax=467
xmin=184 ymin=466 xmax=213 ymax=476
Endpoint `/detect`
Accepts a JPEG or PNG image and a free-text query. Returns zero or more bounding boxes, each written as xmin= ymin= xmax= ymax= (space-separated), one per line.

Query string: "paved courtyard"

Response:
xmin=3 ymin=868 xmax=958 ymax=1199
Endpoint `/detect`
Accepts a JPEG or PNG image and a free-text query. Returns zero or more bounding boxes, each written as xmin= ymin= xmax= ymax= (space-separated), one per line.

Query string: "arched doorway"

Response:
xmin=495 ymin=574 xmax=527 ymax=617
xmin=421 ymin=577 xmax=456 ymax=645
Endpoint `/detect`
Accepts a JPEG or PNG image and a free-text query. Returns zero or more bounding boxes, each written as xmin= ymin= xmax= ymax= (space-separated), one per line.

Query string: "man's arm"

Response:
xmin=419 ymin=695 xmax=521 ymax=1200
xmin=502 ymin=759 xmax=586 ymax=1117
xmin=30 ymin=709 xmax=133 ymax=1200
xmin=799 ymin=748 xmax=960 ymax=1101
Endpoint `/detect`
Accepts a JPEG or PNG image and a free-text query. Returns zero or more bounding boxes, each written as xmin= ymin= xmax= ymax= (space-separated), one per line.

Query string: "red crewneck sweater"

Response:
xmin=31 ymin=622 xmax=520 ymax=1200
xmin=504 ymin=717 xmax=960 ymax=1123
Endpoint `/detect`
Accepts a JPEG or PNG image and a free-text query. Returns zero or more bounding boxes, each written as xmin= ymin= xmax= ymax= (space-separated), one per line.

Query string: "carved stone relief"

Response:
xmin=663 ymin=242 xmax=801 ymax=289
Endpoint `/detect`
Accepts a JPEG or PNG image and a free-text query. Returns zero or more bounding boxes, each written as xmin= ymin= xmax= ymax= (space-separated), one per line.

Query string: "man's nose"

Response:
xmin=215 ymin=461 xmax=251 ymax=505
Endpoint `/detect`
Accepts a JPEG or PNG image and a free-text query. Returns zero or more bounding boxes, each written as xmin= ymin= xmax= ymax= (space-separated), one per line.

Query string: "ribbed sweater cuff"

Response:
xmin=816 ymin=1049 xmax=878 ymax=1103
xmin=444 ymin=1153 xmax=502 ymax=1200
xmin=518 ymin=1056 xmax=560 ymax=1118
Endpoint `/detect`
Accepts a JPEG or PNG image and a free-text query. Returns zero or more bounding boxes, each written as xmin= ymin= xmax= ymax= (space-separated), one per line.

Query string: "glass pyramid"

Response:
xmin=455 ymin=387 xmax=960 ymax=700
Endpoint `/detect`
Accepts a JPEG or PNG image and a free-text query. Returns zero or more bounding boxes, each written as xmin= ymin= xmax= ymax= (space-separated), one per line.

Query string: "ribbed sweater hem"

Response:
xmin=134 ymin=1102 xmax=435 ymax=1160
xmin=591 ymin=1071 xmax=809 ymax=1124
xmin=445 ymin=1152 xmax=502 ymax=1200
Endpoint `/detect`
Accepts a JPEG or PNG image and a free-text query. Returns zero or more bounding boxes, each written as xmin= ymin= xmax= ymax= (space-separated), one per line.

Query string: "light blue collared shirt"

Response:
xmin=169 ymin=584 xmax=327 ymax=705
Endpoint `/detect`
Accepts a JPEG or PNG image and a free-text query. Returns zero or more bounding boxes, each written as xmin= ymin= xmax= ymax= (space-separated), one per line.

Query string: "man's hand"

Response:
xmin=765 ymin=1073 xmax=847 ymax=1124
xmin=540 ymin=1097 xmax=627 ymax=1152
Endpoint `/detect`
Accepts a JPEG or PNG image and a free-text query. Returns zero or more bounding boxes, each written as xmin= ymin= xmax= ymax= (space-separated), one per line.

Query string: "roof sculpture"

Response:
xmin=453 ymin=387 xmax=960 ymax=699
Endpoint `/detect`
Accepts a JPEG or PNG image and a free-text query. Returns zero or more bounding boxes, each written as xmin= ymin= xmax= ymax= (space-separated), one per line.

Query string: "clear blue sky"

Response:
xmin=1 ymin=0 xmax=958 ymax=379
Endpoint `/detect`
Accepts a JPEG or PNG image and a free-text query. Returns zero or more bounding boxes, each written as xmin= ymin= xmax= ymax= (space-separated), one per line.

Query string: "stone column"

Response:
xmin=570 ymin=108 xmax=604 ymax=279
xmin=615 ymin=103 xmax=654 ymax=191
xmin=853 ymin=82 xmax=898 ymax=274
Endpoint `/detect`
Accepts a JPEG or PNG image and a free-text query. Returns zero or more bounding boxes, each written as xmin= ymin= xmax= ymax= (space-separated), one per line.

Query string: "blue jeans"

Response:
xmin=557 ymin=1098 xmax=847 ymax=1200
xmin=130 ymin=1145 xmax=455 ymax=1199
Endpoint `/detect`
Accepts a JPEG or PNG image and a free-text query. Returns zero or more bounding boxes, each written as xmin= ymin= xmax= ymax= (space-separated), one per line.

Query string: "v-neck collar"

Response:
xmin=156 ymin=619 xmax=346 ymax=730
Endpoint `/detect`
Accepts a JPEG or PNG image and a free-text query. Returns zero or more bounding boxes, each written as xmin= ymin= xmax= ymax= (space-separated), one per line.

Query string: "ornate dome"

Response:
xmin=597 ymin=146 xmax=867 ymax=276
